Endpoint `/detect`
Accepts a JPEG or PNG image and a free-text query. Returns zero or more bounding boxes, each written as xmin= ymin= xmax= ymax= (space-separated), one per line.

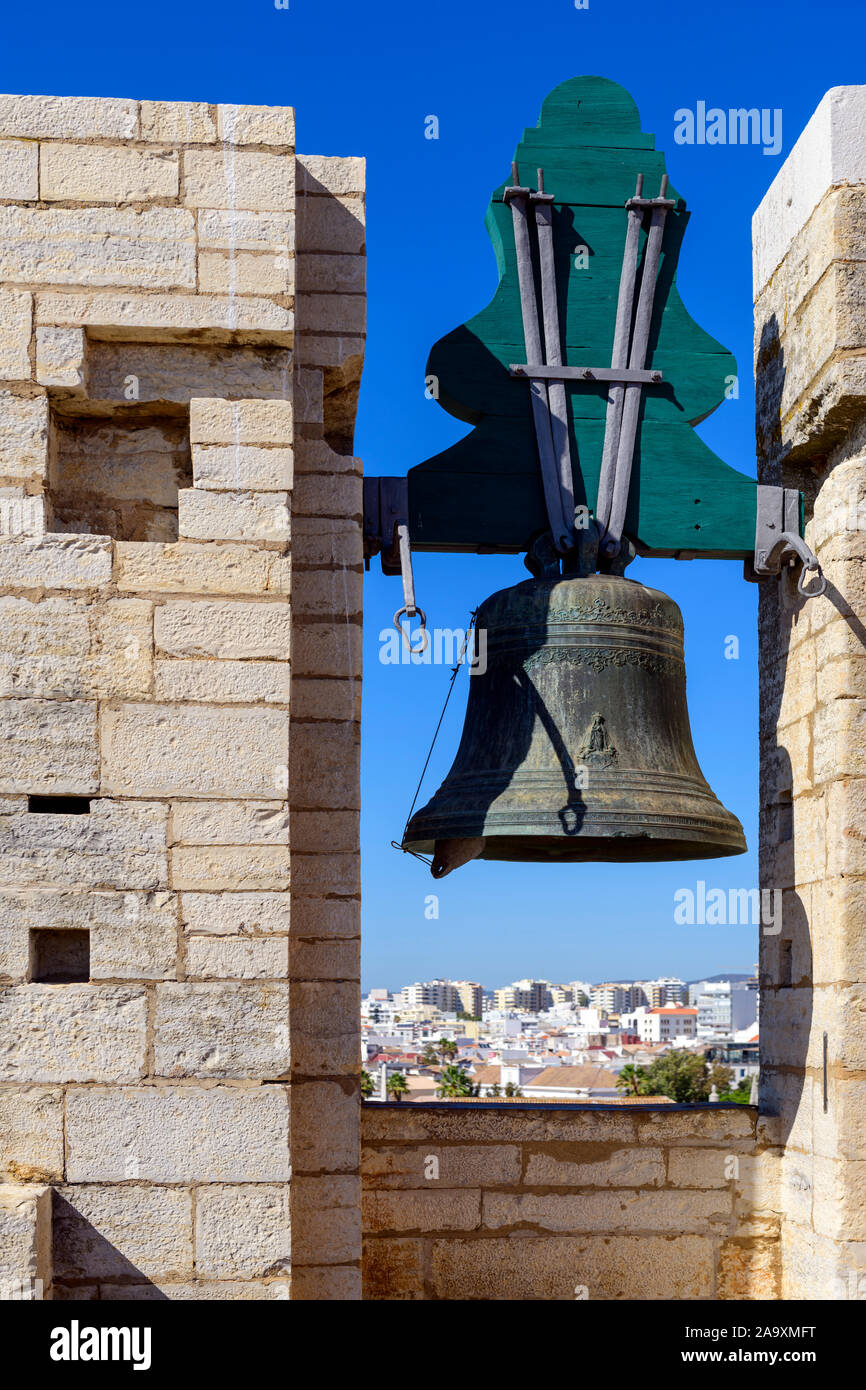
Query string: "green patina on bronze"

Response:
xmin=407 ymin=75 xmax=760 ymax=559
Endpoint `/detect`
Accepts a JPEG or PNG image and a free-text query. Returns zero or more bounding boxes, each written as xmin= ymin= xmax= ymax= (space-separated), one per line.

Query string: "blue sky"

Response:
xmin=4 ymin=0 xmax=860 ymax=990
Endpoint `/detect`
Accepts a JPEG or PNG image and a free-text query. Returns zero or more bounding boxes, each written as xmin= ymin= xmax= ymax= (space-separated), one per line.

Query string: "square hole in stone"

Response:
xmin=30 ymin=930 xmax=90 ymax=983
xmin=48 ymin=406 xmax=192 ymax=542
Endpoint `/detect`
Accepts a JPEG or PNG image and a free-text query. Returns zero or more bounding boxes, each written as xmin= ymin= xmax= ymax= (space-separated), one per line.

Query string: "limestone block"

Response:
xmin=0 ymin=140 xmax=38 ymax=200
xmin=291 ymin=723 xmax=360 ymax=808
xmin=180 ymin=890 xmax=289 ymax=936
xmin=292 ymin=810 xmax=358 ymax=854
xmin=291 ymin=676 xmax=361 ymax=722
xmin=217 ymin=104 xmax=295 ymax=148
xmin=184 ymin=150 xmax=294 ymax=213
xmin=292 ymin=1266 xmax=360 ymax=1300
xmin=290 ymin=938 xmax=359 ymax=981
xmin=0 ymin=1184 xmax=52 ymax=1295
xmin=86 ymin=341 xmax=292 ymax=407
xmin=667 ymin=1148 xmax=737 ymax=1189
xmin=65 ymin=1084 xmax=290 ymax=1183
xmin=192 ymin=444 xmax=293 ymax=491
xmin=0 ymin=389 xmax=47 ymax=482
xmin=40 ymin=144 xmax=179 ymax=203
xmin=297 ymin=253 xmax=365 ymax=295
xmin=298 ymin=195 xmax=365 ymax=254
xmin=35 ymin=291 xmax=293 ymax=345
xmin=178 ymin=489 xmax=290 ymax=543
xmin=198 ymin=251 xmax=292 ymax=298
xmin=0 ymin=985 xmax=147 ymax=1082
xmin=0 ymin=1087 xmax=64 ymax=1182
xmin=195 ymin=1185 xmax=289 ymax=1278
xmin=0 ymin=799 xmax=168 ymax=890
xmin=114 ymin=541 xmax=278 ymax=596
xmin=294 ymin=372 xmax=323 ymax=427
xmin=292 ymin=1175 xmax=361 ymax=1265
xmin=522 ymin=1147 xmax=665 ymax=1189
xmin=291 ymin=852 xmax=357 ymax=895
xmin=810 ymin=1154 xmax=866 ymax=1242
xmin=0 ymin=888 xmax=177 ymax=981
xmin=189 ymin=397 xmax=293 ymax=445
xmin=811 ymin=876 xmax=866 ymax=982
xmin=293 ymin=473 xmax=361 ymax=519
xmin=197 ymin=209 xmax=294 ymax=253
xmin=289 ymin=896 xmax=362 ymax=947
xmin=100 ymin=1279 xmax=290 ymax=1300
xmin=298 ymin=334 xmax=365 ymax=370
xmin=155 ymin=599 xmax=290 ymax=659
xmin=0 ymin=208 xmax=196 ymax=290
xmin=0 ymin=698 xmax=97 ymax=794
xmin=154 ymin=982 xmax=289 ymax=1078
xmin=362 ymin=1237 xmax=424 ymax=1300
xmin=171 ymin=845 xmax=290 ymax=891
xmin=101 ymin=703 xmax=288 ymax=798
xmin=0 ymin=487 xmax=46 ymax=538
xmin=0 ymin=536 xmax=111 ymax=591
xmin=290 ymin=981 xmax=359 ymax=1076
xmin=486 ymin=1189 xmax=729 ymax=1234
xmin=363 ymin=1190 xmax=480 ymax=1234
xmin=0 ymin=94 xmax=138 ymax=141
xmin=291 ymin=1079 xmax=359 ymax=1171
xmin=186 ymin=935 xmax=288 ymax=980
xmin=362 ymin=1105 xmax=638 ymax=1148
xmin=298 ymin=293 xmax=365 ymax=336
xmin=297 ymin=156 xmax=365 ymax=197
xmin=53 ymin=1186 xmax=193 ymax=1281
xmin=155 ymin=659 xmax=290 ymax=704
xmin=34 ymin=326 xmax=85 ymax=391
xmin=171 ymin=799 xmax=287 ymax=845
xmin=291 ymin=625 xmax=361 ymax=681
xmin=0 ymin=596 xmax=152 ymax=701
xmin=140 ymin=100 xmax=217 ymax=143
xmin=292 ymin=567 xmax=362 ymax=618
xmin=364 ymin=1145 xmax=521 ymax=1191
xmin=814 ymin=698 xmax=866 ymax=781
xmin=0 ymin=293 xmax=32 ymax=383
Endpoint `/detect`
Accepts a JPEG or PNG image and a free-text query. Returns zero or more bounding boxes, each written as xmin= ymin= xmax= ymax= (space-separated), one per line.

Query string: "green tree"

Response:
xmin=437 ymin=1038 xmax=458 ymax=1063
xmin=718 ymin=1077 xmax=753 ymax=1105
xmin=640 ymin=1050 xmax=720 ymax=1103
xmin=361 ymin=1069 xmax=375 ymax=1098
xmin=503 ymin=1081 xmax=523 ymax=1098
xmin=420 ymin=1045 xmax=440 ymax=1068
xmin=436 ymin=1064 xmax=477 ymax=1098
xmin=615 ymin=1063 xmax=648 ymax=1096
xmin=485 ymin=1083 xmax=501 ymax=1098
xmin=386 ymin=1072 xmax=409 ymax=1102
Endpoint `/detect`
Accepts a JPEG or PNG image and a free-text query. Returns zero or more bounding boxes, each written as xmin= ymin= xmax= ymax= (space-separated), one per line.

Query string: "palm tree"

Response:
xmin=486 ymin=1083 xmax=501 ymax=1098
xmin=437 ymin=1038 xmax=458 ymax=1063
xmin=616 ymin=1063 xmax=647 ymax=1097
xmin=436 ymin=1064 xmax=476 ymax=1098
xmin=420 ymin=1045 xmax=440 ymax=1068
xmin=386 ymin=1072 xmax=409 ymax=1102
xmin=361 ymin=1069 xmax=375 ymax=1098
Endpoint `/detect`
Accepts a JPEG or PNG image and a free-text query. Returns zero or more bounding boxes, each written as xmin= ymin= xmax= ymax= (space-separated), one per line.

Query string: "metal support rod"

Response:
xmin=533 ymin=171 xmax=575 ymax=548
xmin=603 ymin=176 xmax=674 ymax=557
xmin=595 ymin=174 xmax=645 ymax=542
xmin=504 ymin=165 xmax=573 ymax=553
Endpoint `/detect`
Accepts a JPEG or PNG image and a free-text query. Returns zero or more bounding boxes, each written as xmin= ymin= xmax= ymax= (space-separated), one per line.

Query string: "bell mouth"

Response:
xmin=405 ymin=827 xmax=747 ymax=870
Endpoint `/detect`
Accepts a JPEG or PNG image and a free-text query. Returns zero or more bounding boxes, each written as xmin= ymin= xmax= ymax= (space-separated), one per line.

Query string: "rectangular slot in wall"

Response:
xmin=30 ymin=930 xmax=90 ymax=984
xmin=27 ymin=796 xmax=92 ymax=814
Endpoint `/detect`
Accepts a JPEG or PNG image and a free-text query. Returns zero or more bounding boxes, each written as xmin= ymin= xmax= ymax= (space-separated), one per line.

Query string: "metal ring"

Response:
xmin=798 ymin=562 xmax=827 ymax=598
xmin=393 ymin=606 xmax=429 ymax=654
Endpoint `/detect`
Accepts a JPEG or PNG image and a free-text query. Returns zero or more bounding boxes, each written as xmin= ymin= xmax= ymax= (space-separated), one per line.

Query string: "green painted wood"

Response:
xmin=408 ymin=75 xmax=762 ymax=559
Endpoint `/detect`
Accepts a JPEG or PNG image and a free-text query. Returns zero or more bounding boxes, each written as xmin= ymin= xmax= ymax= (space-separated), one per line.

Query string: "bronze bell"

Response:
xmin=403 ymin=573 xmax=746 ymax=876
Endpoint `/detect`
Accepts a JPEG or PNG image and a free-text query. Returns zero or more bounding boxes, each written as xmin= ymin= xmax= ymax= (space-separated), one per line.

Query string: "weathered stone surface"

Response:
xmin=180 ymin=890 xmax=290 ymax=936
xmin=100 ymin=1279 xmax=290 ymax=1300
xmin=0 ymin=141 xmax=38 ymax=201
xmin=35 ymin=290 xmax=293 ymax=344
xmin=298 ymin=195 xmax=365 ymax=254
xmin=0 ymin=207 xmax=196 ymax=290
xmin=156 ymin=659 xmax=289 ymax=704
xmin=153 ymin=982 xmax=289 ymax=1078
xmin=186 ymin=935 xmax=288 ymax=980
xmin=363 ymin=1145 xmax=521 ymax=1191
xmin=0 ymin=94 xmax=138 ymax=141
xmin=184 ymin=150 xmax=294 ymax=212
xmin=0 ymin=596 xmax=152 ymax=700
xmin=35 ymin=326 xmax=85 ymax=390
xmin=0 ymin=293 xmax=32 ymax=382
xmin=297 ymin=253 xmax=365 ymax=295
xmin=101 ymin=704 xmax=288 ymax=798
xmin=0 ymin=486 xmax=45 ymax=538
xmin=297 ymin=156 xmax=365 ymax=197
xmin=0 ymin=800 xmax=168 ymax=890
xmin=290 ymin=981 xmax=359 ymax=1076
xmin=178 ymin=488 xmax=290 ymax=542
xmin=40 ymin=144 xmax=179 ymax=203
xmin=0 ymin=889 xmax=177 ymax=980
xmin=198 ymin=252 xmax=292 ymax=298
xmin=193 ymin=444 xmax=293 ymax=491
xmin=195 ymin=1184 xmax=289 ymax=1278
xmin=171 ymin=800 xmax=287 ymax=845
xmin=0 ymin=1087 xmax=64 ymax=1182
xmin=53 ymin=1186 xmax=193 ymax=1281
xmin=154 ymin=599 xmax=290 ymax=659
xmin=171 ymin=845 xmax=290 ymax=891
xmin=0 ymin=698 xmax=97 ymax=794
xmin=291 ymin=1080 xmax=358 ymax=1172
xmin=363 ymin=1189 xmax=480 ymax=1234
xmin=290 ymin=1265 xmax=360 ymax=1300
xmin=0 ymin=986 xmax=147 ymax=1082
xmin=197 ymin=209 xmax=293 ymax=253
xmin=140 ymin=100 xmax=217 ymax=143
xmin=0 ymin=1183 xmax=52 ymax=1291
xmin=0 ymin=390 xmax=46 ymax=481
xmin=290 ymin=937 xmax=359 ymax=981
xmin=189 ymin=396 xmax=293 ymax=445
xmin=362 ymin=1237 xmax=424 ymax=1300
xmin=87 ymin=340 xmax=291 ymax=406
xmin=292 ymin=1175 xmax=360 ymax=1265
xmin=0 ymin=536 xmax=112 ymax=591
xmin=217 ymin=104 xmax=295 ymax=147
xmin=114 ymin=541 xmax=280 ymax=595
xmin=66 ymin=1085 xmax=290 ymax=1182
xmin=522 ymin=1147 xmax=665 ymax=1189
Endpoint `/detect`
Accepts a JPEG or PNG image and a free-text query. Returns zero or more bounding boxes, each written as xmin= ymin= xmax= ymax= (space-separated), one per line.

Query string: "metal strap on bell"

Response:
xmin=402 ymin=573 xmax=746 ymax=877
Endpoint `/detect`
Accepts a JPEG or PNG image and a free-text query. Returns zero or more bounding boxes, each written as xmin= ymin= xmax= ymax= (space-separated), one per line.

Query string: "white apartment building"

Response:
xmin=637 ymin=1006 xmax=698 ymax=1043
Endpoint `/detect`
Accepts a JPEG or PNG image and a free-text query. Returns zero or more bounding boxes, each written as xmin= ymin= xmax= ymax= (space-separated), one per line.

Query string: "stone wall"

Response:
xmin=0 ymin=94 xmax=364 ymax=1300
xmin=753 ymin=85 xmax=866 ymax=1300
xmin=361 ymin=1104 xmax=780 ymax=1300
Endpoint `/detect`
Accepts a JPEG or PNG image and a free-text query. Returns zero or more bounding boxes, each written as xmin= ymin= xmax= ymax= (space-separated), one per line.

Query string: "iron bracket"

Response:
xmin=748 ymin=484 xmax=826 ymax=597
xmin=510 ymin=365 xmax=663 ymax=384
xmin=363 ymin=475 xmax=409 ymax=575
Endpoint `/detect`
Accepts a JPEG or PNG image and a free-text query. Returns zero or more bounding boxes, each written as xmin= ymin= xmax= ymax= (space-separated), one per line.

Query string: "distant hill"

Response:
xmin=687 ymin=973 xmax=755 ymax=985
